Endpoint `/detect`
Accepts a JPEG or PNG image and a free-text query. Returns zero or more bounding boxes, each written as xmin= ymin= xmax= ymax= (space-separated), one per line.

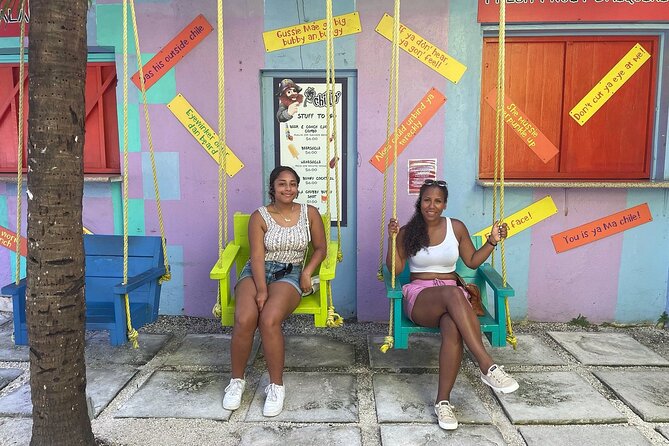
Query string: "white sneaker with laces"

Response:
xmin=481 ymin=364 xmax=519 ymax=393
xmin=222 ymin=378 xmax=246 ymax=410
xmin=263 ymin=383 xmax=285 ymax=417
xmin=434 ymin=400 xmax=458 ymax=430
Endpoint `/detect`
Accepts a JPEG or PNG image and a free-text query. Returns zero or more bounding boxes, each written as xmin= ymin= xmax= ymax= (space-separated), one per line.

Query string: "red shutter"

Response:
xmin=0 ymin=65 xmax=28 ymax=172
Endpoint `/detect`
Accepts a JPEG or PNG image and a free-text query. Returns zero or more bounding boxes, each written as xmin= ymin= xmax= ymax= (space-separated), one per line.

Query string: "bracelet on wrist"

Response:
xmin=487 ymin=239 xmax=498 ymax=247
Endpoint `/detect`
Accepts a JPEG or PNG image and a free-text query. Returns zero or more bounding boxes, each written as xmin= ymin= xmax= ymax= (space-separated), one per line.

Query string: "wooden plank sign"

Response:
xmin=369 ymin=88 xmax=446 ymax=173
xmin=569 ymin=43 xmax=651 ymax=126
xmin=0 ymin=225 xmax=27 ymax=257
xmin=375 ymin=13 xmax=467 ymax=84
xmin=131 ymin=14 xmax=213 ymax=91
xmin=474 ymin=195 xmax=558 ymax=241
xmin=485 ymin=90 xmax=559 ymax=164
xmin=551 ymin=203 xmax=652 ymax=253
xmin=263 ymin=12 xmax=362 ymax=52
xmin=167 ymin=94 xmax=244 ymax=177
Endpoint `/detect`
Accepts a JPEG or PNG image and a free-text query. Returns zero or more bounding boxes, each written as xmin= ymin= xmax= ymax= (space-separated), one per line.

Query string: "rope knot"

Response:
xmin=212 ymin=302 xmax=222 ymax=319
xmin=326 ymin=306 xmax=344 ymax=328
xmin=128 ymin=328 xmax=139 ymax=349
xmin=159 ymin=271 xmax=172 ymax=284
xmin=380 ymin=335 xmax=394 ymax=353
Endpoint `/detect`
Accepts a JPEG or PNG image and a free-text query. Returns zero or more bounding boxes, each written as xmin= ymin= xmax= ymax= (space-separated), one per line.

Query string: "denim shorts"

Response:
xmin=238 ymin=260 xmax=303 ymax=295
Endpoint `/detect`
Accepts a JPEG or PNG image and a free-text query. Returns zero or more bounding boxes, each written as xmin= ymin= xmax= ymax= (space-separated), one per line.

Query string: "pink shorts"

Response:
xmin=401 ymin=279 xmax=470 ymax=323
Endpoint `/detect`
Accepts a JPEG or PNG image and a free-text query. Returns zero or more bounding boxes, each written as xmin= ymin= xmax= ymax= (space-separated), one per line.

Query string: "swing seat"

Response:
xmin=210 ymin=212 xmax=338 ymax=327
xmin=383 ymin=236 xmax=514 ymax=348
xmin=2 ymin=234 xmax=166 ymax=346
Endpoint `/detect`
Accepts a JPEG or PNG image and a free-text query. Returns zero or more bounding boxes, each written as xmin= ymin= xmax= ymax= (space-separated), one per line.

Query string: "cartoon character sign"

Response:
xmin=276 ymin=78 xmax=304 ymax=123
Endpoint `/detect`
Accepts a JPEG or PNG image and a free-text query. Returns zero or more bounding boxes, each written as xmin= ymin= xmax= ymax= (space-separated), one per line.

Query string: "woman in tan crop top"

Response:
xmin=223 ymin=166 xmax=327 ymax=417
xmin=387 ymin=180 xmax=518 ymax=431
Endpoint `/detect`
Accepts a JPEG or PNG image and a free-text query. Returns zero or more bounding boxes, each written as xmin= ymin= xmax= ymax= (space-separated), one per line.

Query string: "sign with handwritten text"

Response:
xmin=569 ymin=43 xmax=651 ymax=126
xmin=131 ymin=14 xmax=212 ymax=91
xmin=375 ymin=14 xmax=467 ymax=84
xmin=370 ymin=88 xmax=446 ymax=173
xmin=167 ymin=94 xmax=243 ymax=177
xmin=263 ymin=12 xmax=361 ymax=52
xmin=474 ymin=195 xmax=558 ymax=241
xmin=551 ymin=203 xmax=652 ymax=253
xmin=485 ymin=90 xmax=559 ymax=164
xmin=478 ymin=1 xmax=669 ymax=24
xmin=0 ymin=226 xmax=26 ymax=257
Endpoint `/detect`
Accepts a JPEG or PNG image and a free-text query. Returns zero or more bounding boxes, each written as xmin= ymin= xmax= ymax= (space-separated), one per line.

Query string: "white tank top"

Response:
xmin=408 ymin=217 xmax=459 ymax=273
xmin=258 ymin=203 xmax=309 ymax=264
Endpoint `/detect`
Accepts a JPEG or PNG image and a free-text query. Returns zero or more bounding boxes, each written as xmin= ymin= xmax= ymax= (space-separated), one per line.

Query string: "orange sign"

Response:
xmin=551 ymin=203 xmax=652 ymax=253
xmin=131 ymin=14 xmax=213 ymax=91
xmin=485 ymin=90 xmax=559 ymax=164
xmin=0 ymin=226 xmax=27 ymax=257
xmin=370 ymin=88 xmax=446 ymax=173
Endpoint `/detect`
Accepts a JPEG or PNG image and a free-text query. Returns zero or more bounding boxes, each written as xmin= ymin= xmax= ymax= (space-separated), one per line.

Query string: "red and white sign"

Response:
xmin=478 ymin=1 xmax=669 ymax=24
xmin=0 ymin=0 xmax=29 ymax=37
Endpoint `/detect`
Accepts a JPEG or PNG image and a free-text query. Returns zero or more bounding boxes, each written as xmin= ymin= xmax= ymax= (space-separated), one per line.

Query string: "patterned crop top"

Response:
xmin=408 ymin=217 xmax=459 ymax=273
xmin=258 ymin=203 xmax=310 ymax=265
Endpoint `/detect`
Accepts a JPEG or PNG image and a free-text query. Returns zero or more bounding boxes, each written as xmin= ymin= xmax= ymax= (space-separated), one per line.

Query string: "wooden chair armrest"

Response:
xmin=383 ymin=265 xmax=404 ymax=300
xmin=317 ymin=241 xmax=338 ymax=281
xmin=2 ymin=278 xmax=27 ymax=296
xmin=210 ymin=243 xmax=241 ymax=280
xmin=478 ymin=264 xmax=515 ymax=298
xmin=113 ymin=266 xmax=167 ymax=294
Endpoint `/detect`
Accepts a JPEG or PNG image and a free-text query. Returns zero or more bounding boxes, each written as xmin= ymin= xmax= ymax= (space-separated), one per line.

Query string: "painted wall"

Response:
xmin=1 ymin=0 xmax=668 ymax=324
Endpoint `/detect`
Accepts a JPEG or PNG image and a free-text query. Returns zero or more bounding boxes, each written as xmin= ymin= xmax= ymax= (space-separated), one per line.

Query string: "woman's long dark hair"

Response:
xmin=268 ymin=165 xmax=300 ymax=202
xmin=402 ymin=183 xmax=448 ymax=257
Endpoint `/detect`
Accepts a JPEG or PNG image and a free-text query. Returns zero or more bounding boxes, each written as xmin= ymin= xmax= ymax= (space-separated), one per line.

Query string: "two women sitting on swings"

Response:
xmin=387 ymin=179 xmax=518 ymax=430
xmin=222 ymin=166 xmax=326 ymax=417
xmin=223 ymin=166 xmax=519 ymax=428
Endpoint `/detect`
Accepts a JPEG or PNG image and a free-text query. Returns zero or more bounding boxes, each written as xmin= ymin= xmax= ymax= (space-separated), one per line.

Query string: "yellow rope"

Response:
xmin=324 ymin=0 xmax=343 ymax=328
xmin=492 ymin=1 xmax=516 ymax=350
xmin=129 ymin=0 xmax=171 ymax=285
xmin=14 ymin=19 xmax=25 ymax=285
xmin=217 ymin=0 xmax=229 ymax=251
xmin=121 ymin=0 xmax=138 ymax=348
xmin=381 ymin=0 xmax=401 ymax=353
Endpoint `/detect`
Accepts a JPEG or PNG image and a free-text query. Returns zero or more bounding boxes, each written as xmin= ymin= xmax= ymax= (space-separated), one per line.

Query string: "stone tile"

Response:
xmin=115 ymin=370 xmax=229 ymax=420
xmin=657 ymin=425 xmax=669 ymax=441
xmin=0 ymin=329 xmax=29 ymax=362
xmin=594 ymin=369 xmax=669 ymax=422
xmin=239 ymin=426 xmax=362 ymax=446
xmin=519 ymin=425 xmax=653 ymax=446
xmin=548 ymin=332 xmax=669 ymax=366
xmin=87 ymin=365 xmax=137 ymax=417
xmin=373 ymin=373 xmax=491 ymax=424
xmin=380 ymin=424 xmax=506 ymax=446
xmin=245 ymin=372 xmax=357 ymax=422
xmin=0 ymin=365 xmax=137 ymax=418
xmin=0 ymin=381 xmax=31 ymax=416
xmin=284 ymin=335 xmax=355 ymax=368
xmin=0 ymin=368 xmax=23 ymax=391
xmin=368 ymin=334 xmax=440 ymax=369
xmin=0 ymin=418 xmax=31 ymax=446
xmin=481 ymin=334 xmax=565 ymax=366
xmin=0 ymin=312 xmax=10 ymax=327
xmin=495 ymin=371 xmax=625 ymax=424
xmin=85 ymin=332 xmax=170 ymax=365
xmin=162 ymin=333 xmax=259 ymax=368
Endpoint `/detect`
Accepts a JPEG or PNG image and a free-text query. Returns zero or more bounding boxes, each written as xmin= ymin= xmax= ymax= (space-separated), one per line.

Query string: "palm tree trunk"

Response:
xmin=26 ymin=1 xmax=94 ymax=444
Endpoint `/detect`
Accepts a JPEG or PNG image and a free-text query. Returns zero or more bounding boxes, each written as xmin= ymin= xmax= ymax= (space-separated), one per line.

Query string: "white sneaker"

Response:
xmin=222 ymin=378 xmax=246 ymax=410
xmin=434 ymin=400 xmax=458 ymax=430
xmin=481 ymin=364 xmax=519 ymax=393
xmin=263 ymin=383 xmax=285 ymax=417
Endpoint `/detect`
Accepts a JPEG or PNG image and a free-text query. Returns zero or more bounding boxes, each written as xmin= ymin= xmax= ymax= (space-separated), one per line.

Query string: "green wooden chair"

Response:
xmin=210 ymin=212 xmax=338 ymax=327
xmin=383 ymin=236 xmax=514 ymax=348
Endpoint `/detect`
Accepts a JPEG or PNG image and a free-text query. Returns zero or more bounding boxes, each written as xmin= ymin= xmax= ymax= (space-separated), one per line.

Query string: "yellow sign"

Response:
xmin=474 ymin=195 xmax=558 ymax=240
xmin=375 ymin=13 xmax=467 ymax=84
xmin=263 ymin=12 xmax=362 ymax=52
xmin=167 ymin=94 xmax=244 ymax=177
xmin=570 ymin=43 xmax=651 ymax=126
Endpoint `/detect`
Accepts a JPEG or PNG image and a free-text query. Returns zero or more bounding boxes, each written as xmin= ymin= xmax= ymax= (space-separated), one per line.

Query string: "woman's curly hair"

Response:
xmin=402 ymin=183 xmax=448 ymax=257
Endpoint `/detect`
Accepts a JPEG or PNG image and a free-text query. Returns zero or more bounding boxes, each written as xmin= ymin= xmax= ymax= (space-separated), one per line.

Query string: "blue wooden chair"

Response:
xmin=383 ymin=236 xmax=514 ymax=348
xmin=2 ymin=234 xmax=165 ymax=346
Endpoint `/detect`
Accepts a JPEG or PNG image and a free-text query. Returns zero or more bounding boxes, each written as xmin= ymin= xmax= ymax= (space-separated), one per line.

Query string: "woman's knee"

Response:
xmin=234 ymin=307 xmax=258 ymax=333
xmin=258 ymin=310 xmax=283 ymax=331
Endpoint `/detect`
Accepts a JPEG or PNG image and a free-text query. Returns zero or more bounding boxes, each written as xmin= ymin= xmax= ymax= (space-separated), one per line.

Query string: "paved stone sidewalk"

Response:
xmin=0 ymin=318 xmax=668 ymax=445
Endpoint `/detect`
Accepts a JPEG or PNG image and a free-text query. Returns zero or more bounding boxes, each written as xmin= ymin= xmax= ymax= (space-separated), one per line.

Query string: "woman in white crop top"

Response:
xmin=223 ymin=166 xmax=326 ymax=417
xmin=387 ymin=180 xmax=518 ymax=431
